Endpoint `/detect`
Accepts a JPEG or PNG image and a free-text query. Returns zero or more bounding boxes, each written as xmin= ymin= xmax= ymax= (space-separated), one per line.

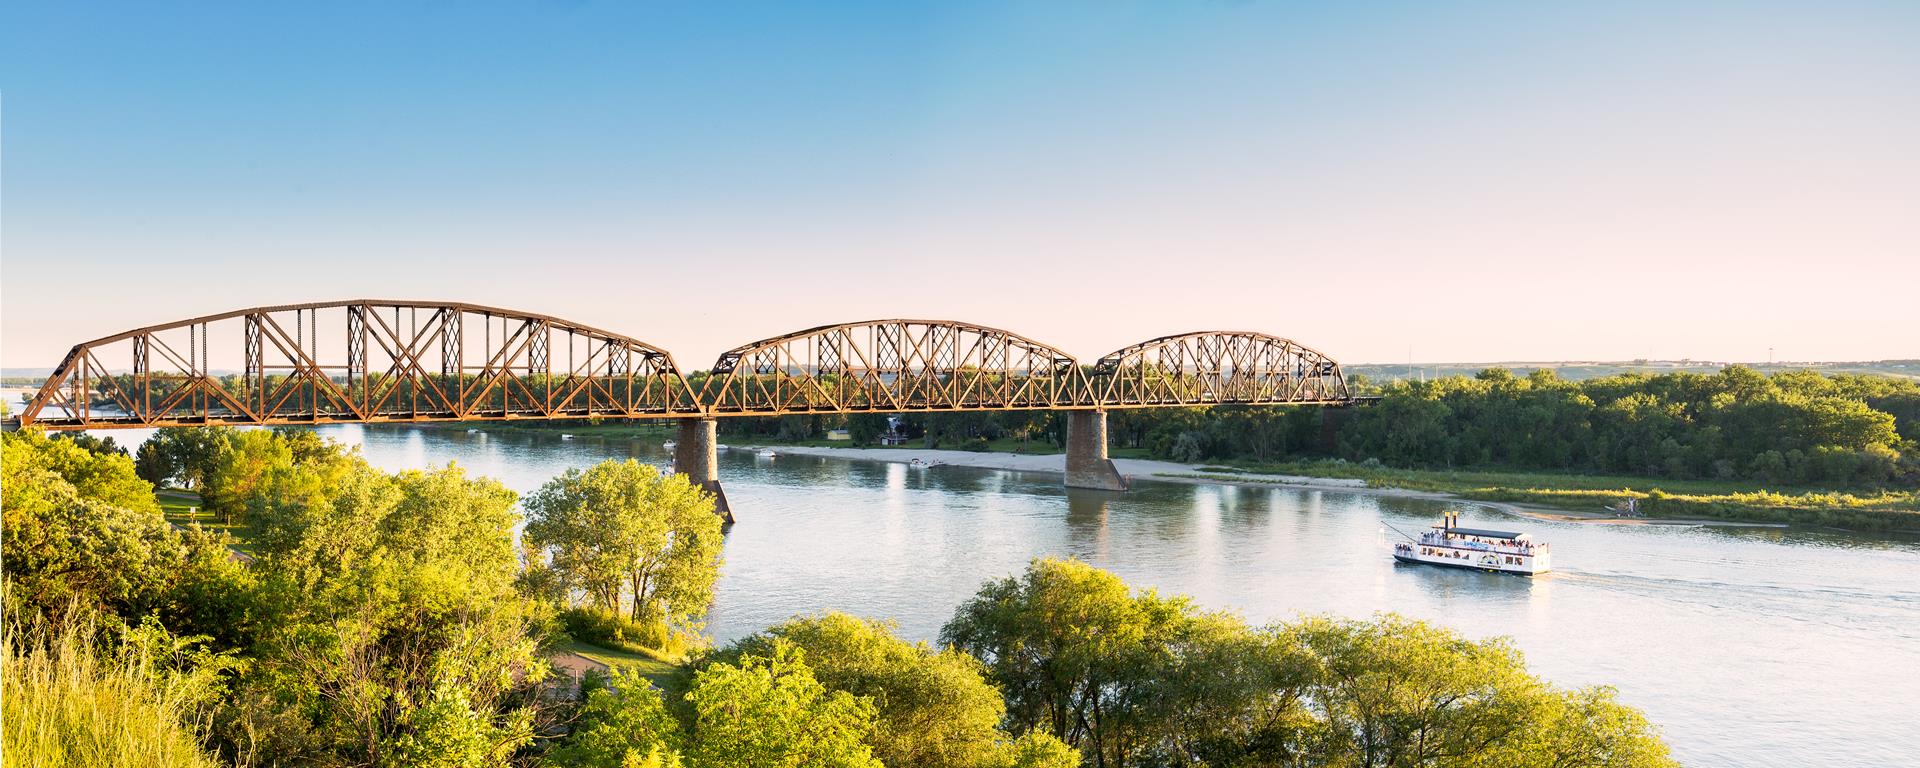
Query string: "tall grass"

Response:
xmin=2 ymin=610 xmax=223 ymax=768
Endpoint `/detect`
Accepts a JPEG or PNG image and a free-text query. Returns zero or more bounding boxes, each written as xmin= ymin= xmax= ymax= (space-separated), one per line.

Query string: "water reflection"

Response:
xmin=1063 ymin=490 xmax=1113 ymax=560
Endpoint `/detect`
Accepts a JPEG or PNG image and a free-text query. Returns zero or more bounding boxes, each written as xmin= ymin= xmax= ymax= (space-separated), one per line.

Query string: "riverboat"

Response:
xmin=1392 ymin=511 xmax=1551 ymax=575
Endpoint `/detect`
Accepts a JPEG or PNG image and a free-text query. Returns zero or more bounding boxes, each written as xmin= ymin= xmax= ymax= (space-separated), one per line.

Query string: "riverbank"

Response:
xmin=739 ymin=445 xmax=1822 ymax=530
xmin=745 ymin=444 xmax=1320 ymax=483
xmin=1195 ymin=461 xmax=1920 ymax=533
xmin=408 ymin=419 xmax=674 ymax=440
xmin=385 ymin=423 xmax=1917 ymax=533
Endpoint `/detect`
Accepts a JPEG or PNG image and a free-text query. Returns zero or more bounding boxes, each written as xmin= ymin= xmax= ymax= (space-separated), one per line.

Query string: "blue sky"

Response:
xmin=4 ymin=1 xmax=1916 ymax=367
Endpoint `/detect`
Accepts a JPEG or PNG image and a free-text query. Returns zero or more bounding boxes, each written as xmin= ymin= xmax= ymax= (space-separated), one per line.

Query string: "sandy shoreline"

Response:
xmin=748 ymin=444 xmax=1364 ymax=488
xmin=738 ymin=445 xmax=1786 ymax=529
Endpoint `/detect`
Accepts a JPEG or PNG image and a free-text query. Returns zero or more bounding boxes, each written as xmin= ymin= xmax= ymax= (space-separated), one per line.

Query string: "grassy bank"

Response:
xmin=557 ymin=640 xmax=682 ymax=688
xmin=1176 ymin=461 xmax=1920 ymax=532
xmin=157 ymin=490 xmax=259 ymax=555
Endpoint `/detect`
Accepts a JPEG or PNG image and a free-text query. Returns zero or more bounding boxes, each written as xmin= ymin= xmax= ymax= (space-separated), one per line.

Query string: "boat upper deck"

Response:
xmin=1438 ymin=525 xmax=1529 ymax=540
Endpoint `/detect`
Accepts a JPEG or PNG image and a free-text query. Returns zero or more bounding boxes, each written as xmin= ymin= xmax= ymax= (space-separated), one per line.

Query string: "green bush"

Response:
xmin=560 ymin=608 xmax=701 ymax=658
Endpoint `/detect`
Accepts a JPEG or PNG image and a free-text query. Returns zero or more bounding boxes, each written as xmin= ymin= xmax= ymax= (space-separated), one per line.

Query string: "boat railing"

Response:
xmin=1417 ymin=533 xmax=1540 ymax=555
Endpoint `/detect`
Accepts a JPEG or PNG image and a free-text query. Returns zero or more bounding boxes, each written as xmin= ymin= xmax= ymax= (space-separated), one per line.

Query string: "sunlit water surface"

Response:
xmin=75 ymin=422 xmax=1920 ymax=766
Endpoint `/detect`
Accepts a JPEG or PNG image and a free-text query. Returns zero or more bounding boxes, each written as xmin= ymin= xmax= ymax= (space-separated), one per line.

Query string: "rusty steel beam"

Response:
xmin=15 ymin=307 xmax=1361 ymax=431
xmin=17 ymin=300 xmax=702 ymax=430
xmin=1090 ymin=331 xmax=1351 ymax=407
xmin=699 ymin=319 xmax=1101 ymax=415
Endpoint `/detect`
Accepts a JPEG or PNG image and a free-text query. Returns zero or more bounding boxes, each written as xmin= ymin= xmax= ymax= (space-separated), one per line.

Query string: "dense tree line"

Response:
xmin=738 ymin=368 xmax=1920 ymax=487
xmin=1336 ymin=368 xmax=1916 ymax=484
xmin=560 ymin=559 xmax=1675 ymax=768
xmin=6 ymin=426 xmax=1677 ymax=767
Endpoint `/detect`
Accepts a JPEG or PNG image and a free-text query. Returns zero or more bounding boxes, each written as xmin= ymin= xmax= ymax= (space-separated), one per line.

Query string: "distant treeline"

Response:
xmin=724 ymin=367 xmax=1920 ymax=487
xmin=1337 ymin=368 xmax=1917 ymax=485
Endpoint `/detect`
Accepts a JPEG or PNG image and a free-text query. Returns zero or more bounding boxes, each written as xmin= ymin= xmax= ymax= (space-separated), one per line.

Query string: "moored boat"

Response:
xmin=1391 ymin=511 xmax=1551 ymax=575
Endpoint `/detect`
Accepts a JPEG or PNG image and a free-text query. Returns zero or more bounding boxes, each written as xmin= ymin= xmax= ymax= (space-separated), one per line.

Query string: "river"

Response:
xmin=19 ymin=412 xmax=1920 ymax=766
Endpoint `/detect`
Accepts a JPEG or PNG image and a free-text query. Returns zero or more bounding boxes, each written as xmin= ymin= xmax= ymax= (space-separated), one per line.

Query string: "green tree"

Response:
xmin=684 ymin=642 xmax=881 ymax=768
xmin=1292 ymin=614 xmax=1544 ymax=767
xmin=1 ymin=429 xmax=236 ymax=626
xmin=714 ymin=613 xmax=1008 ymax=768
xmin=943 ymin=561 xmax=1677 ymax=768
xmin=134 ymin=427 xmax=231 ymax=491
xmin=4 ymin=428 xmax=159 ymax=516
xmin=219 ymin=439 xmax=546 ymax=767
xmin=203 ymin=430 xmax=295 ymax=524
xmin=545 ymin=669 xmax=688 ymax=768
xmin=941 ymin=557 xmax=1209 ymax=767
xmin=378 ymin=681 xmax=533 ymax=768
xmin=991 ymin=732 xmax=1082 ymax=768
xmin=847 ymin=413 xmax=890 ymax=446
xmin=52 ymin=431 xmax=127 ymax=457
xmin=1494 ymin=687 xmax=1676 ymax=768
xmin=524 ymin=460 xmax=724 ymax=632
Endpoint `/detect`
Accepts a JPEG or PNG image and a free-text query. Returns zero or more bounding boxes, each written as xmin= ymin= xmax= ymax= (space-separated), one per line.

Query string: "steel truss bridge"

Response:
xmin=16 ymin=300 xmax=1354 ymax=430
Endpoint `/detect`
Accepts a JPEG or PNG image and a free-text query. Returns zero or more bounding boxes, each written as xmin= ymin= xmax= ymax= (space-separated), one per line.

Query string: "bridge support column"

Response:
xmin=674 ymin=418 xmax=734 ymax=525
xmin=1065 ymin=410 xmax=1129 ymax=491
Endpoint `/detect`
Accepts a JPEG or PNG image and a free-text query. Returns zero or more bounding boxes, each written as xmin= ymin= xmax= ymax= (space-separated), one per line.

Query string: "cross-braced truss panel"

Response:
xmin=700 ymin=320 xmax=1098 ymax=415
xmin=1091 ymin=331 xmax=1350 ymax=407
xmin=17 ymin=300 xmax=701 ymax=429
xmin=18 ymin=311 xmax=1358 ymax=430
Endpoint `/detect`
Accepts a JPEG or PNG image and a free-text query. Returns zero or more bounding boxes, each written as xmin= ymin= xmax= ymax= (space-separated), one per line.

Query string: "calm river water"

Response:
xmin=62 ymin=421 xmax=1920 ymax=766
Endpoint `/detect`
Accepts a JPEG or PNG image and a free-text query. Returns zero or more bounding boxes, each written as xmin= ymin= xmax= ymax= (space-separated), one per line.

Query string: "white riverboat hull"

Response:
xmin=1393 ymin=545 xmax=1550 ymax=576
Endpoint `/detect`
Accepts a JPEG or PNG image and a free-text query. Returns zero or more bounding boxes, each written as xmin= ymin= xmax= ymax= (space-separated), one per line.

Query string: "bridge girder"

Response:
xmin=699 ymin=319 xmax=1099 ymax=415
xmin=1092 ymin=331 xmax=1350 ymax=407
xmin=15 ymin=308 xmax=1358 ymax=430
xmin=16 ymin=300 xmax=701 ymax=429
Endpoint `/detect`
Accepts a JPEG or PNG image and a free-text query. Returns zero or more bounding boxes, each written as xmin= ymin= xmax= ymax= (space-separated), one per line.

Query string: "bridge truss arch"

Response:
xmin=1091 ymin=331 xmax=1351 ymax=407
xmin=699 ymin=319 xmax=1099 ymax=415
xmin=18 ymin=300 xmax=701 ymax=429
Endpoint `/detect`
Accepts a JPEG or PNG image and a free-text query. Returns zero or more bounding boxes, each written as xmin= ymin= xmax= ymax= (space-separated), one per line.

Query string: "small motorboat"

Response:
xmin=756 ymin=449 xmax=778 ymax=458
xmin=560 ymin=434 xmax=575 ymax=440
xmin=1391 ymin=511 xmax=1551 ymax=575
xmin=662 ymin=440 xmax=677 ymax=450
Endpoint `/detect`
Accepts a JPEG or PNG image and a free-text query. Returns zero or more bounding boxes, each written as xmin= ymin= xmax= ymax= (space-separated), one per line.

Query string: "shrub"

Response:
xmin=2 ymin=608 xmax=230 ymax=768
xmin=561 ymin=608 xmax=697 ymax=658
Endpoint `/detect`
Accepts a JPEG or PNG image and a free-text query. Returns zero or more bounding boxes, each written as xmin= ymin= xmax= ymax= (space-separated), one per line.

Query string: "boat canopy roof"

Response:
xmin=1440 ymin=526 xmax=1529 ymax=540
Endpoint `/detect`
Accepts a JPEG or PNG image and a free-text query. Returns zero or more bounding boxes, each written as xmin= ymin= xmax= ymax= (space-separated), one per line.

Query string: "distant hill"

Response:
xmin=1348 ymin=360 xmax=1920 ymax=383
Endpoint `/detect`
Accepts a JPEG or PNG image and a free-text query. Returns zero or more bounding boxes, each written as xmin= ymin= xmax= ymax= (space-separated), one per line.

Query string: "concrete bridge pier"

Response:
xmin=1064 ymin=410 xmax=1129 ymax=491
xmin=673 ymin=418 xmax=735 ymax=525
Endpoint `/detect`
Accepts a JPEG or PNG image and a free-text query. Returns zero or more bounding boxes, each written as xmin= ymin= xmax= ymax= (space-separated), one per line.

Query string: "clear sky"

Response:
xmin=3 ymin=0 xmax=1915 ymax=369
